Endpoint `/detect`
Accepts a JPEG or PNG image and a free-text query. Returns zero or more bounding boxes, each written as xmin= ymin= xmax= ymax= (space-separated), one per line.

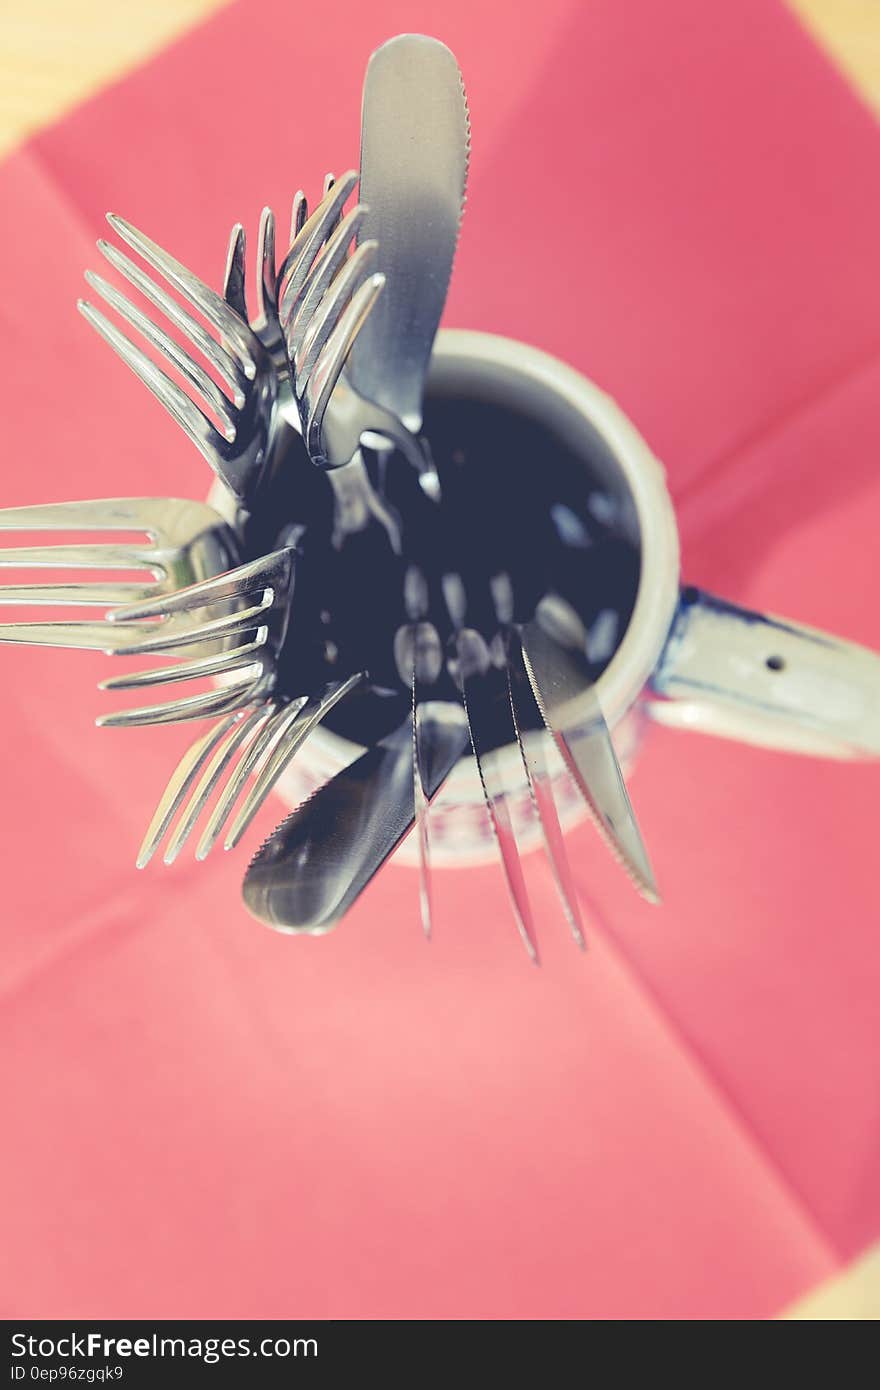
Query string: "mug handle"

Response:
xmin=644 ymin=587 xmax=880 ymax=759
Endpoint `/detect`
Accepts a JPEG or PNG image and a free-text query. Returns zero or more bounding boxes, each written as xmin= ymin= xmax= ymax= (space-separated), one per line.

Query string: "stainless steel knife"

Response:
xmin=506 ymin=630 xmax=587 ymax=948
xmin=348 ymin=33 xmax=470 ymax=433
xmin=520 ymin=599 xmax=660 ymax=903
xmin=242 ymin=708 xmax=469 ymax=934
xmin=455 ymin=628 xmax=540 ymax=963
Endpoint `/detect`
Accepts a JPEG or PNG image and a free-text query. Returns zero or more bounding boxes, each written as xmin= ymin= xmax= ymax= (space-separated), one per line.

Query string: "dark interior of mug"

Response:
xmin=246 ymin=350 xmax=642 ymax=751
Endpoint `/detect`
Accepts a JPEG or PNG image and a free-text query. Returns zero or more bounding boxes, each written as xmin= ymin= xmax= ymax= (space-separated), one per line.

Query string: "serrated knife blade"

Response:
xmin=455 ymin=628 xmax=540 ymax=964
xmin=506 ymin=630 xmax=587 ymax=948
xmin=348 ymin=34 xmax=470 ymax=433
xmin=520 ymin=608 xmax=660 ymax=904
xmin=242 ymin=708 xmax=469 ymax=934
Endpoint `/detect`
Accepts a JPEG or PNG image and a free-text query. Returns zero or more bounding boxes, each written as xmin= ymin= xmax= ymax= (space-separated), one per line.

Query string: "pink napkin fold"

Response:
xmin=1 ymin=0 xmax=878 ymax=1318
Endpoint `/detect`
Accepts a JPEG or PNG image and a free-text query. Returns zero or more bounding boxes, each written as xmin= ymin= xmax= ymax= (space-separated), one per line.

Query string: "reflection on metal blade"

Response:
xmin=407 ymin=621 xmax=446 ymax=939
xmin=243 ymin=707 xmax=468 ymax=934
xmin=520 ymin=611 xmax=659 ymax=903
xmin=350 ymin=35 xmax=470 ymax=433
xmin=412 ymin=668 xmax=433 ymax=938
xmin=506 ymin=633 xmax=586 ymax=948
xmin=456 ymin=628 xmax=540 ymax=963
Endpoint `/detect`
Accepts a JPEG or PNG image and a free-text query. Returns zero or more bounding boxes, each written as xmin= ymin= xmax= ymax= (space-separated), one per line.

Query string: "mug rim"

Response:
xmin=430 ymin=329 xmax=681 ymax=728
xmin=209 ymin=328 xmax=682 ymax=771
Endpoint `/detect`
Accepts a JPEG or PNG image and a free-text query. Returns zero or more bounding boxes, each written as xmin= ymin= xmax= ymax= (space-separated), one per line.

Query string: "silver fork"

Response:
xmin=97 ymin=547 xmax=296 ymax=727
xmin=134 ymin=672 xmax=364 ymax=866
xmin=236 ymin=171 xmax=348 ymax=372
xmin=221 ymin=206 xmax=283 ymax=366
xmin=277 ymin=174 xmax=430 ymax=478
xmin=0 ymin=497 xmax=237 ymax=651
xmin=221 ymin=202 xmax=312 ymax=398
xmin=79 ymin=215 xmax=278 ymax=505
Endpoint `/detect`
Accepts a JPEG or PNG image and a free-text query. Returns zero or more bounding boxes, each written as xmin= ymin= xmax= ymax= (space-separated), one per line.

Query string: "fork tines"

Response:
xmin=0 ymin=496 xmax=235 ymax=650
xmin=136 ymin=672 xmax=363 ymax=866
xmin=95 ymin=547 xmax=297 ymax=728
xmin=79 ymin=215 xmax=276 ymax=503
xmin=222 ymin=205 xmax=287 ymax=371
xmin=276 ymin=175 xmax=387 ymax=450
xmin=277 ymin=171 xmax=359 ymax=326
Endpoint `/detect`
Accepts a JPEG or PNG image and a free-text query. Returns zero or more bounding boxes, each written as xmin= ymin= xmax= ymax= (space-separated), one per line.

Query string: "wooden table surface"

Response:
xmin=0 ymin=0 xmax=876 ymax=1321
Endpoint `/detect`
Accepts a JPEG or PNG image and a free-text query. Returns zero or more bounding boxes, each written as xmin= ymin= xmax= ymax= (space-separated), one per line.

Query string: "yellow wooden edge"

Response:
xmin=781 ymin=1241 xmax=880 ymax=1319
xmin=787 ymin=0 xmax=880 ymax=114
xmin=0 ymin=0 xmax=233 ymax=157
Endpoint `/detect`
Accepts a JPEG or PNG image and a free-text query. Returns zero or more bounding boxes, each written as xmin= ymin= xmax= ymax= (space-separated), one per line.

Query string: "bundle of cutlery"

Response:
xmin=1 ymin=33 xmax=659 ymax=960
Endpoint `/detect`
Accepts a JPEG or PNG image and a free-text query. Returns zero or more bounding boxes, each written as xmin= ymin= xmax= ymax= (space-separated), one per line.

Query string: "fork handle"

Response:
xmin=327 ymin=457 xmax=402 ymax=554
xmin=360 ymin=419 xmax=431 ymax=479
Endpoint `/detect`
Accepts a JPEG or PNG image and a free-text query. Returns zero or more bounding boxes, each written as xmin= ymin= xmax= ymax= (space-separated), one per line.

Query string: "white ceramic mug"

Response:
xmin=224 ymin=329 xmax=880 ymax=865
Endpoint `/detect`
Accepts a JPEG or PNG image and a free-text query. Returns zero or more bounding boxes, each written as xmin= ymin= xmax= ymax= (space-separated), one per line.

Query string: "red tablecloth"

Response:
xmin=1 ymin=0 xmax=879 ymax=1318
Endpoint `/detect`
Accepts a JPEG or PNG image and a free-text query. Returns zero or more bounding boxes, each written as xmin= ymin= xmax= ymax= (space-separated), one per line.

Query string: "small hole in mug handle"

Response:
xmin=765 ymin=655 xmax=786 ymax=672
